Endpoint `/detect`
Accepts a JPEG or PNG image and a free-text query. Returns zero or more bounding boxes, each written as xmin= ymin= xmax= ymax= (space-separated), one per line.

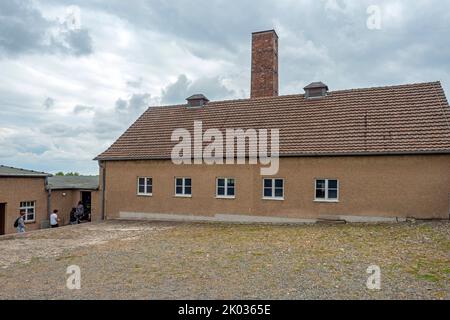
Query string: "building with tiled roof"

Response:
xmin=0 ymin=165 xmax=51 ymax=235
xmin=95 ymin=30 xmax=450 ymax=224
xmin=0 ymin=166 xmax=100 ymax=235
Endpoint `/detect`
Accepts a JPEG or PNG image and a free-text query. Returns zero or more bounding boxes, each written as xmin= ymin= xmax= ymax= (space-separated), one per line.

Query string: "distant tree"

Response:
xmin=66 ymin=172 xmax=80 ymax=176
xmin=55 ymin=172 xmax=80 ymax=176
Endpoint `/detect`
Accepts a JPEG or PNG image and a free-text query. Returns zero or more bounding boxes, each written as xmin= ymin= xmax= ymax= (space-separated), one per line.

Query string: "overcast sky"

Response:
xmin=1 ymin=0 xmax=449 ymax=175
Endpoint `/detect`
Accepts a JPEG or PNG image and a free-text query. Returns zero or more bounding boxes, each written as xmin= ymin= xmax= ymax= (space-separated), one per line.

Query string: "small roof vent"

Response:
xmin=186 ymin=94 xmax=209 ymax=107
xmin=304 ymin=82 xmax=329 ymax=99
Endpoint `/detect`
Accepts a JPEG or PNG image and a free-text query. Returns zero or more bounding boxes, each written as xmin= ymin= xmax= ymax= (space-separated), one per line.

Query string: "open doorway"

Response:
xmin=81 ymin=191 xmax=92 ymax=221
xmin=0 ymin=203 xmax=6 ymax=236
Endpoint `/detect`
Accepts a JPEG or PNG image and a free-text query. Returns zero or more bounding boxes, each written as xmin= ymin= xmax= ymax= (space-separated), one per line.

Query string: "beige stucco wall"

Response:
xmin=50 ymin=189 xmax=100 ymax=225
xmin=50 ymin=190 xmax=76 ymax=225
xmin=91 ymin=190 xmax=100 ymax=221
xmin=0 ymin=177 xmax=48 ymax=235
xmin=101 ymin=155 xmax=450 ymax=221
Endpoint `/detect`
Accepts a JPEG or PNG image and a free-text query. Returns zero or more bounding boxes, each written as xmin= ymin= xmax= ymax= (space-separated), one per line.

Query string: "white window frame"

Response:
xmin=175 ymin=177 xmax=192 ymax=197
xmin=20 ymin=201 xmax=36 ymax=223
xmin=216 ymin=178 xmax=236 ymax=199
xmin=314 ymin=179 xmax=339 ymax=202
xmin=137 ymin=177 xmax=153 ymax=196
xmin=262 ymin=178 xmax=284 ymax=201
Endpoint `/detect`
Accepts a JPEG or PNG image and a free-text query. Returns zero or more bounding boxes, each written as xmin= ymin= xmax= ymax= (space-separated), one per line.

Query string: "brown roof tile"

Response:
xmin=96 ymin=82 xmax=450 ymax=160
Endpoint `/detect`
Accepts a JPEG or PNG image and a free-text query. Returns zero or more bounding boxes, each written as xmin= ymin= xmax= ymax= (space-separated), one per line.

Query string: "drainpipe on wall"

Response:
xmin=45 ymin=176 xmax=52 ymax=229
xmin=99 ymin=161 xmax=106 ymax=221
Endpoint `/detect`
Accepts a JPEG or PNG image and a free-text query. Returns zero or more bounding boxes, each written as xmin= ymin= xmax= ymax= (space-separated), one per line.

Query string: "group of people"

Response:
xmin=70 ymin=201 xmax=89 ymax=225
xmin=15 ymin=201 xmax=87 ymax=233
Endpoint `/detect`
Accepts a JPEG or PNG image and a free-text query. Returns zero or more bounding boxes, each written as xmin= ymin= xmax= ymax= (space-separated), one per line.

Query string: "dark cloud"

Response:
xmin=43 ymin=0 xmax=274 ymax=56
xmin=43 ymin=97 xmax=55 ymax=109
xmin=160 ymin=75 xmax=190 ymax=104
xmin=92 ymin=118 xmax=125 ymax=140
xmin=161 ymin=74 xmax=235 ymax=104
xmin=114 ymin=98 xmax=127 ymax=112
xmin=90 ymin=93 xmax=155 ymax=141
xmin=115 ymin=93 xmax=151 ymax=115
xmin=56 ymin=28 xmax=93 ymax=57
xmin=73 ymin=104 xmax=94 ymax=114
xmin=41 ymin=0 xmax=450 ymax=93
xmin=0 ymin=1 xmax=51 ymax=56
xmin=0 ymin=0 xmax=93 ymax=57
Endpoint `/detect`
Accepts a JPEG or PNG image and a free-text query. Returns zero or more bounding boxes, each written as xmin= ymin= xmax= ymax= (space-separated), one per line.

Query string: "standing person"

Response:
xmin=50 ymin=209 xmax=60 ymax=228
xmin=15 ymin=210 xmax=26 ymax=233
xmin=69 ymin=207 xmax=78 ymax=225
xmin=76 ymin=201 xmax=84 ymax=222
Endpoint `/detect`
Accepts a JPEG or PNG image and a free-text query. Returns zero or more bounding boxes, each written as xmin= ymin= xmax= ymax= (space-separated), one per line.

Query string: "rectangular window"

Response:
xmin=175 ymin=178 xmax=192 ymax=197
xmin=137 ymin=177 xmax=152 ymax=196
xmin=20 ymin=201 xmax=36 ymax=222
xmin=216 ymin=178 xmax=235 ymax=198
xmin=263 ymin=178 xmax=284 ymax=200
xmin=315 ymin=179 xmax=339 ymax=201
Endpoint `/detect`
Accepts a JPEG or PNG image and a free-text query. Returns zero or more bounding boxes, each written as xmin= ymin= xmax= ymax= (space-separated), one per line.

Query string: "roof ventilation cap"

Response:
xmin=186 ymin=94 xmax=209 ymax=107
xmin=304 ymin=82 xmax=329 ymax=99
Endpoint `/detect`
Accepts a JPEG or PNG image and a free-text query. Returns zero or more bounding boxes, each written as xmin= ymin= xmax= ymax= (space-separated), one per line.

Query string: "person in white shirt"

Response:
xmin=50 ymin=209 xmax=60 ymax=228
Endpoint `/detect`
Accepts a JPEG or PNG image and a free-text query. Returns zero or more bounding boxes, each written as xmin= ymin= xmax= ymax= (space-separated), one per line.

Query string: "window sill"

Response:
xmin=174 ymin=194 xmax=192 ymax=198
xmin=314 ymin=199 xmax=339 ymax=203
xmin=216 ymin=196 xmax=236 ymax=200
xmin=137 ymin=193 xmax=153 ymax=197
xmin=262 ymin=197 xmax=285 ymax=201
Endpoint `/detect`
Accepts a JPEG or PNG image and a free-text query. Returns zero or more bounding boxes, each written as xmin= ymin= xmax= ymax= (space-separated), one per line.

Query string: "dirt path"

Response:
xmin=0 ymin=221 xmax=174 ymax=269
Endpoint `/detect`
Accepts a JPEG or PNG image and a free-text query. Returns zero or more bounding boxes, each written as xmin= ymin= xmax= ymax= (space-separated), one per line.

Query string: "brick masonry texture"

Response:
xmin=251 ymin=30 xmax=279 ymax=98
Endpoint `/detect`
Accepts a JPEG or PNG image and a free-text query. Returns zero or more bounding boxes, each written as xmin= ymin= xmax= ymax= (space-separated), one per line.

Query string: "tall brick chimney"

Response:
xmin=251 ymin=30 xmax=279 ymax=99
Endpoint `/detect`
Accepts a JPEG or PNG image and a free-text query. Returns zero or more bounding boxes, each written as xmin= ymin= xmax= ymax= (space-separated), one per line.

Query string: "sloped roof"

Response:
xmin=47 ymin=176 xmax=99 ymax=190
xmin=96 ymin=82 xmax=450 ymax=160
xmin=0 ymin=165 xmax=51 ymax=177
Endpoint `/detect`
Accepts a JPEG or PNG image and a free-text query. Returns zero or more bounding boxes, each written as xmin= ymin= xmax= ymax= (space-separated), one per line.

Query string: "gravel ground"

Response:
xmin=0 ymin=220 xmax=448 ymax=300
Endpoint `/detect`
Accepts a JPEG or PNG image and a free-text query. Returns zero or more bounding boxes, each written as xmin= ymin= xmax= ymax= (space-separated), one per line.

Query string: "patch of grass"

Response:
xmin=416 ymin=273 xmax=440 ymax=282
xmin=406 ymin=257 xmax=449 ymax=284
xmin=251 ymin=252 xmax=266 ymax=257
xmin=434 ymin=291 xmax=448 ymax=300
xmin=444 ymin=241 xmax=450 ymax=251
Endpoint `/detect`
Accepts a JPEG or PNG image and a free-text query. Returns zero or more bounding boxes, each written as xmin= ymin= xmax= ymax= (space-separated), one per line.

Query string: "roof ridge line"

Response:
xmin=0 ymin=164 xmax=50 ymax=175
xmin=431 ymin=82 xmax=450 ymax=134
xmin=330 ymin=81 xmax=441 ymax=95
xmin=142 ymin=81 xmax=443 ymax=110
